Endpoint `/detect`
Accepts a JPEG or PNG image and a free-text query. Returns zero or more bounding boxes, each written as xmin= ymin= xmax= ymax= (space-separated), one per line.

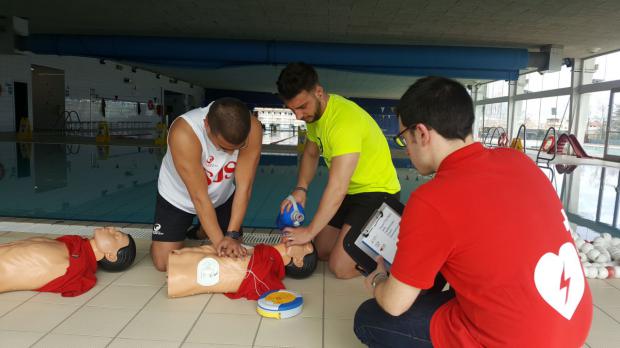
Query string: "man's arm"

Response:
xmin=306 ymin=152 xmax=359 ymax=236
xmin=373 ymin=275 xmax=421 ymax=316
xmin=168 ymin=119 xmax=224 ymax=246
xmin=228 ymin=117 xmax=263 ymax=231
xmin=297 ymin=140 xmax=320 ymax=191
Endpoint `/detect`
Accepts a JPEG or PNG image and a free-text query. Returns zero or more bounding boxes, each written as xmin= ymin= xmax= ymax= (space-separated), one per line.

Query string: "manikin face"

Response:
xmin=286 ymin=243 xmax=314 ymax=267
xmin=284 ymin=86 xmax=324 ymax=124
xmin=93 ymin=227 xmax=130 ymax=262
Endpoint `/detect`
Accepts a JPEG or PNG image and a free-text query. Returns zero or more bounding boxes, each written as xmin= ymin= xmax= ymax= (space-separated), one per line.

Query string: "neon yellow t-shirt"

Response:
xmin=306 ymin=94 xmax=400 ymax=195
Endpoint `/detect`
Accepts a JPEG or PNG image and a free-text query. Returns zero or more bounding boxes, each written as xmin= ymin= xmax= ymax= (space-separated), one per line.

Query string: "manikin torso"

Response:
xmin=167 ymin=244 xmax=303 ymax=298
xmin=0 ymin=238 xmax=70 ymax=292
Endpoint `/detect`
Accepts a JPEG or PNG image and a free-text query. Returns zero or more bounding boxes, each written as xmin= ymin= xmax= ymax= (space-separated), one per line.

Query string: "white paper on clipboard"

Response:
xmin=354 ymin=202 xmax=401 ymax=266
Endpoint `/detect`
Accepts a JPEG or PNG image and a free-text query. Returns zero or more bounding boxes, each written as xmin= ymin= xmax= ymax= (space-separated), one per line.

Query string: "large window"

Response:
xmin=476 ymin=80 xmax=509 ymax=101
xmin=514 ymin=96 xmax=570 ymax=148
xmin=516 ymin=65 xmax=572 ymax=94
xmin=583 ymin=51 xmax=620 ymax=84
xmin=579 ymin=91 xmax=610 ymax=158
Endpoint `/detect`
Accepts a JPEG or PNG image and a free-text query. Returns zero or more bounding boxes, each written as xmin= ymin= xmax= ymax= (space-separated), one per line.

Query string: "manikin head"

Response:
xmin=277 ymin=62 xmax=326 ymax=124
xmin=396 ymin=76 xmax=475 ymax=175
xmin=283 ymin=242 xmax=318 ymax=279
xmin=204 ymin=97 xmax=251 ymax=153
xmin=92 ymin=227 xmax=136 ymax=272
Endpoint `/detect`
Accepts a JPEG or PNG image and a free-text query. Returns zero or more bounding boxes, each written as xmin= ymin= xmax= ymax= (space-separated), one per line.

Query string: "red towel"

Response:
xmin=37 ymin=235 xmax=98 ymax=297
xmin=225 ymin=244 xmax=285 ymax=300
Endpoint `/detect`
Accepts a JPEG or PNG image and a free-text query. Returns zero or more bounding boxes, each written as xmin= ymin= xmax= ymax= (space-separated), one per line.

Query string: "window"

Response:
xmin=476 ymin=80 xmax=509 ymax=101
xmin=513 ymin=96 xmax=569 ymax=147
xmin=516 ymin=65 xmax=572 ymax=94
xmin=579 ymin=91 xmax=610 ymax=158
xmin=583 ymin=51 xmax=620 ymax=84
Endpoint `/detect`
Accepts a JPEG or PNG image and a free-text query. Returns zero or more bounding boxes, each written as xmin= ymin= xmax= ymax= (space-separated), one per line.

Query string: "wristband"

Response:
xmin=293 ymin=186 xmax=308 ymax=194
xmin=371 ymin=272 xmax=388 ymax=288
xmin=224 ymin=230 xmax=243 ymax=240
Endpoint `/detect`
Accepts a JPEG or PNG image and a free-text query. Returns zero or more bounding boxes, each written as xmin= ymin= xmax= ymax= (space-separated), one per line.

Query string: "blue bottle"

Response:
xmin=276 ymin=195 xmax=305 ymax=231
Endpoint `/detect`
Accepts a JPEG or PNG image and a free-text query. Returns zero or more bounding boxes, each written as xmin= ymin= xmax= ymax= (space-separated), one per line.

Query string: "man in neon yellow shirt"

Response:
xmin=277 ymin=62 xmax=400 ymax=279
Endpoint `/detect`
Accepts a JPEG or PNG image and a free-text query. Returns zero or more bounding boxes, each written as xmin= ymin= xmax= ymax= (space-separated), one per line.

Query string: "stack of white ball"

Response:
xmin=572 ymin=232 xmax=620 ymax=279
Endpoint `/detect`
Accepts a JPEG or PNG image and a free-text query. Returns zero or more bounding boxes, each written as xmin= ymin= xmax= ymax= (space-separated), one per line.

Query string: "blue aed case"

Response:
xmin=256 ymin=290 xmax=303 ymax=319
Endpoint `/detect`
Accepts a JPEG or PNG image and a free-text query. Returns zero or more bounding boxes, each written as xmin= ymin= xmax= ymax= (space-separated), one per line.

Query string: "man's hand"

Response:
xmin=280 ymin=189 xmax=306 ymax=213
xmin=282 ymin=226 xmax=314 ymax=246
xmin=365 ymin=256 xmax=388 ymax=294
xmin=216 ymin=237 xmax=247 ymax=258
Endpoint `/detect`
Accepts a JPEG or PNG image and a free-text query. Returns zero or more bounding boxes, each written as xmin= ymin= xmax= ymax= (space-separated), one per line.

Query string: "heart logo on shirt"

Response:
xmin=534 ymin=242 xmax=585 ymax=320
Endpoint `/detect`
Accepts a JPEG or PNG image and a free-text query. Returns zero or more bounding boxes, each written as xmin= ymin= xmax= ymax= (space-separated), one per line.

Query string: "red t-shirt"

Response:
xmin=36 ymin=235 xmax=98 ymax=297
xmin=391 ymin=143 xmax=592 ymax=348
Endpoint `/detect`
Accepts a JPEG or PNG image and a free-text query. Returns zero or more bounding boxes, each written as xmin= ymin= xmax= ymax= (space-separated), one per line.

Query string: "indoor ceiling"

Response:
xmin=4 ymin=0 xmax=620 ymax=98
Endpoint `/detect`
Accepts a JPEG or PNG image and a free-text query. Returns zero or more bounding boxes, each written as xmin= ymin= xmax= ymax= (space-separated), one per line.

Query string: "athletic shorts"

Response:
xmin=152 ymin=192 xmax=235 ymax=242
xmin=328 ymin=191 xmax=400 ymax=230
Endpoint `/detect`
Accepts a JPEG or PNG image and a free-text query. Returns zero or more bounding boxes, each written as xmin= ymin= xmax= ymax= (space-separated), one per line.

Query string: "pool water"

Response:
xmin=0 ymin=142 xmax=429 ymax=228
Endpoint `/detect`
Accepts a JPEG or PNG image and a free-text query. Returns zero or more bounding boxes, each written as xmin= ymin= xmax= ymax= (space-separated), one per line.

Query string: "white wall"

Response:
xmin=0 ymin=54 xmax=205 ymax=133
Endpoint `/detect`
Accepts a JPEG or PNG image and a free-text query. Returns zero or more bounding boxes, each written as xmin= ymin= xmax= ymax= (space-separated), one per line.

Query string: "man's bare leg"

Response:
xmin=314 ymin=225 xmax=340 ymax=261
xmin=151 ymin=241 xmax=183 ymax=271
xmin=327 ymin=224 xmax=360 ymax=279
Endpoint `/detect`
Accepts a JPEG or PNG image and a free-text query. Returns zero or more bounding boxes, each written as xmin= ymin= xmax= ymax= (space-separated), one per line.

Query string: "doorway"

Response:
xmin=164 ymin=90 xmax=187 ymax=127
xmin=603 ymin=88 xmax=620 ymax=160
xmin=31 ymin=65 xmax=65 ymax=131
xmin=13 ymin=82 xmax=28 ymax=133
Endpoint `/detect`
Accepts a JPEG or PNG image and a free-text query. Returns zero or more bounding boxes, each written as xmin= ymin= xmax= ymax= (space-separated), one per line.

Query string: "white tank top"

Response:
xmin=157 ymin=104 xmax=238 ymax=214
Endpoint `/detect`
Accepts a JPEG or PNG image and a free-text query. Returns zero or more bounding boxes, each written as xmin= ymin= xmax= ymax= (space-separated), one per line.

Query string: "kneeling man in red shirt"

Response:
xmin=354 ymin=76 xmax=592 ymax=348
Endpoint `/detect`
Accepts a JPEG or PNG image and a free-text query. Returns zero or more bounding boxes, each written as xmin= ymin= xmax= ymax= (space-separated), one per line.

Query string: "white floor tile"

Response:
xmin=0 ymin=302 xmax=79 ymax=332
xmin=108 ymin=338 xmax=181 ymax=348
xmin=118 ymin=309 xmax=200 ymax=341
xmin=324 ymin=318 xmax=365 ymax=348
xmin=254 ymin=316 xmax=322 ymax=348
xmin=87 ymin=285 xmax=160 ymax=309
xmin=144 ymin=287 xmax=211 ymax=313
xmin=53 ymin=306 xmax=137 ymax=337
xmin=32 ymin=333 xmax=112 ymax=347
xmin=0 ymin=330 xmax=45 ymax=348
xmin=587 ymin=306 xmax=620 ymax=348
xmin=204 ymin=294 xmax=258 ymax=315
xmin=186 ymin=313 xmax=260 ymax=345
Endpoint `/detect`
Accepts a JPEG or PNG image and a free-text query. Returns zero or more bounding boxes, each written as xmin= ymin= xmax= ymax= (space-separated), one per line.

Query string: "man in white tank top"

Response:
xmin=151 ymin=98 xmax=263 ymax=272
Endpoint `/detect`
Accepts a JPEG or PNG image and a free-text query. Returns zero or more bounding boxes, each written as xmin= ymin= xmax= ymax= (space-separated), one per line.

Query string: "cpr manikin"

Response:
xmin=0 ymin=227 xmax=136 ymax=297
xmin=167 ymin=242 xmax=317 ymax=299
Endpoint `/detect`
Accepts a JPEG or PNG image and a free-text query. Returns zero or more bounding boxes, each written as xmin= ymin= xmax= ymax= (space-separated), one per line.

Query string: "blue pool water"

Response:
xmin=0 ymin=142 xmax=429 ymax=228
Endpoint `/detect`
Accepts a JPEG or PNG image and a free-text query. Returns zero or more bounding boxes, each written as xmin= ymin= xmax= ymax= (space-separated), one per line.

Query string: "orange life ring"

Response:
xmin=541 ymin=136 xmax=555 ymax=152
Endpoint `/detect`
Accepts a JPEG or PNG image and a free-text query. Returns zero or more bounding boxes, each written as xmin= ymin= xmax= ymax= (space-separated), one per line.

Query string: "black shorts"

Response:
xmin=328 ymin=191 xmax=401 ymax=231
xmin=152 ymin=193 xmax=235 ymax=242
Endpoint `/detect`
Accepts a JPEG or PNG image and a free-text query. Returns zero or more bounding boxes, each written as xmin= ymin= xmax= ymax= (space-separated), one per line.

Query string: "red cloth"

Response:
xmin=36 ymin=235 xmax=98 ymax=297
xmin=225 ymin=244 xmax=285 ymax=300
xmin=391 ymin=143 xmax=592 ymax=348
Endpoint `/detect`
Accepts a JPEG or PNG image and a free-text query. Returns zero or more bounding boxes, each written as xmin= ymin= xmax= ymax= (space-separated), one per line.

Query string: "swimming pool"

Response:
xmin=0 ymin=142 xmax=429 ymax=228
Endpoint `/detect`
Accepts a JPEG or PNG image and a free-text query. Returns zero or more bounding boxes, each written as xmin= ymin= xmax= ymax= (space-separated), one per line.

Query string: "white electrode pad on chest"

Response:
xmin=196 ymin=257 xmax=220 ymax=286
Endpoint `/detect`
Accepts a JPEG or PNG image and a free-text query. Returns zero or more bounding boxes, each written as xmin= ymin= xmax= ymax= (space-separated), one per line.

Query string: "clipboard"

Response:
xmin=343 ymin=195 xmax=405 ymax=275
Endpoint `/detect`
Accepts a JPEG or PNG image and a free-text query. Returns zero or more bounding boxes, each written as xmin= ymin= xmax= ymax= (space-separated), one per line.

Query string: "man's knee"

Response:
xmin=328 ymin=256 xmax=358 ymax=279
xmin=150 ymin=242 xmax=177 ymax=272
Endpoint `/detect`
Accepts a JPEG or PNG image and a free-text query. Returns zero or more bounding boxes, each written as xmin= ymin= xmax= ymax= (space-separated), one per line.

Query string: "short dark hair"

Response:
xmin=207 ymin=97 xmax=251 ymax=145
xmin=276 ymin=62 xmax=319 ymax=100
xmin=97 ymin=234 xmax=136 ymax=272
xmin=285 ymin=242 xmax=318 ymax=279
xmin=397 ymin=76 xmax=474 ymax=141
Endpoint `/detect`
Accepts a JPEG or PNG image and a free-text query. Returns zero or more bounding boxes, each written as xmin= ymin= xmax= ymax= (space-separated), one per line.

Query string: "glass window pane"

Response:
xmin=583 ymin=51 xmax=620 ymax=84
xmin=580 ymin=91 xmax=610 ymax=158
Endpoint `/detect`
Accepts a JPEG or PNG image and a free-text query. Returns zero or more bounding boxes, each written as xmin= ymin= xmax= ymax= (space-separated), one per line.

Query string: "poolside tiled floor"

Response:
xmin=0 ymin=218 xmax=618 ymax=347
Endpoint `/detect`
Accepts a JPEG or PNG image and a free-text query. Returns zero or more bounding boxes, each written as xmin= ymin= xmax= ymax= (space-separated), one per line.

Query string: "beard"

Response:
xmin=305 ymin=100 xmax=323 ymax=123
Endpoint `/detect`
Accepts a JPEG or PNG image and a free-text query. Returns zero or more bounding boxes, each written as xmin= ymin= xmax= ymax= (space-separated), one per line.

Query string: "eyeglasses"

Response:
xmin=392 ymin=124 xmax=417 ymax=148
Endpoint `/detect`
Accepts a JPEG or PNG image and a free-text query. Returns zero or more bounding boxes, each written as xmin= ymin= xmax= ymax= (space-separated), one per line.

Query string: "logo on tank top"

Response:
xmin=533 ymin=209 xmax=584 ymax=320
xmin=205 ymin=160 xmax=237 ymax=185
